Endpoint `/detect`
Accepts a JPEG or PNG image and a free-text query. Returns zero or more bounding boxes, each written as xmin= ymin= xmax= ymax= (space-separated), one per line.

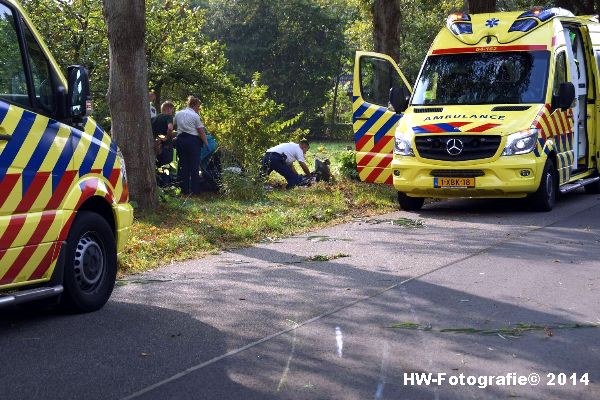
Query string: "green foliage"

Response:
xmin=204 ymin=0 xmax=347 ymax=125
xmin=337 ymin=149 xmax=359 ymax=180
xmin=204 ymin=73 xmax=300 ymax=171
xmin=218 ymin=169 xmax=265 ymax=201
xmin=23 ymin=0 xmax=109 ymax=123
xmin=24 ymin=0 xmax=299 ymax=194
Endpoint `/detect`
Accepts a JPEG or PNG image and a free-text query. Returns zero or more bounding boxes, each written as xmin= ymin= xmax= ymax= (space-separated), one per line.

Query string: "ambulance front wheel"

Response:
xmin=60 ymin=211 xmax=117 ymax=313
xmin=397 ymin=192 xmax=424 ymax=211
xmin=530 ymin=158 xmax=557 ymax=212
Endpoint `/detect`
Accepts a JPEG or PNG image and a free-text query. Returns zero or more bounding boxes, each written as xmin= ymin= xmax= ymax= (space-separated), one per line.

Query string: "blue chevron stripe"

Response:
xmin=22 ymin=119 xmax=60 ymax=194
xmin=79 ymin=126 xmax=104 ymax=176
xmin=354 ymin=108 xmax=386 ymax=142
xmin=0 ymin=110 xmax=36 ymax=182
xmin=102 ymin=140 xmax=118 ymax=180
xmin=52 ymin=127 xmax=81 ymax=191
xmin=0 ymin=100 xmax=9 ymax=124
xmin=352 ymin=103 xmax=370 ymax=122
xmin=374 ymin=114 xmax=401 ymax=144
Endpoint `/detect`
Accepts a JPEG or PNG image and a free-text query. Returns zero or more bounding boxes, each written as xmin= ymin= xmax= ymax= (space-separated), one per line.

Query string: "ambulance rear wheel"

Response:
xmin=60 ymin=211 xmax=117 ymax=313
xmin=397 ymin=192 xmax=424 ymax=211
xmin=530 ymin=158 xmax=557 ymax=212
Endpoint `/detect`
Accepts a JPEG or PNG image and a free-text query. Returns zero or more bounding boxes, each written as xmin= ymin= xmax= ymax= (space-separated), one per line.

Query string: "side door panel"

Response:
xmin=352 ymin=51 xmax=412 ymax=184
xmin=0 ymin=3 xmax=67 ymax=288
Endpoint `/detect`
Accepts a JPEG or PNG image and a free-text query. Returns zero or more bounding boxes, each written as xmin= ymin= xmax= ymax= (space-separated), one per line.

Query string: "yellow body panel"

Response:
xmin=0 ymin=0 xmax=133 ymax=290
xmin=357 ymin=9 xmax=600 ymax=200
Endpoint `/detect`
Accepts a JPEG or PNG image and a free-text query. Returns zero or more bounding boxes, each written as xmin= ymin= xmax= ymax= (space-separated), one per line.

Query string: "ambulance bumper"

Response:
xmin=391 ymin=154 xmax=544 ymax=198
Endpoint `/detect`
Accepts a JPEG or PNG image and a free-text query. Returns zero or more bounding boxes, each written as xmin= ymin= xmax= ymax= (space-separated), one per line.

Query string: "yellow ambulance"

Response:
xmin=353 ymin=7 xmax=600 ymax=211
xmin=0 ymin=0 xmax=132 ymax=312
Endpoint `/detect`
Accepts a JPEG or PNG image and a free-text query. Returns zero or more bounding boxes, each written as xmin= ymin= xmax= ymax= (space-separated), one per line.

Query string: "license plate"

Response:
xmin=434 ymin=177 xmax=475 ymax=188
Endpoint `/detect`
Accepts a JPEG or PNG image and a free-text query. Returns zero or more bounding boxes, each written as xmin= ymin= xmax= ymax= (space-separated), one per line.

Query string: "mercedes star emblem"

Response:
xmin=446 ymin=138 xmax=464 ymax=156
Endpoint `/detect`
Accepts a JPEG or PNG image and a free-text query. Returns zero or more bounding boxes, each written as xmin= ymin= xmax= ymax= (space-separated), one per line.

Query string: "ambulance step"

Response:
xmin=559 ymin=176 xmax=600 ymax=194
xmin=0 ymin=285 xmax=63 ymax=308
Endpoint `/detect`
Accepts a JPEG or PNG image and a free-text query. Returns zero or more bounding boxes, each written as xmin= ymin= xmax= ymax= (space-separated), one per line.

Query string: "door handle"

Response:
xmin=0 ymin=134 xmax=11 ymax=141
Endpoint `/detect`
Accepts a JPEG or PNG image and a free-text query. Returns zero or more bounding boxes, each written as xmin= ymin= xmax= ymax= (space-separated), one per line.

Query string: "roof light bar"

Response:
xmin=510 ymin=7 xmax=574 ymax=33
xmin=447 ymin=12 xmax=472 ymax=35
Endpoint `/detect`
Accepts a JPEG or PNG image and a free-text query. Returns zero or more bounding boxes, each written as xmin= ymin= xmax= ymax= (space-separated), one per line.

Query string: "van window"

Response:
xmin=360 ymin=56 xmax=404 ymax=107
xmin=0 ymin=4 xmax=29 ymax=108
xmin=553 ymin=51 xmax=568 ymax=97
xmin=22 ymin=19 xmax=54 ymax=113
xmin=412 ymin=51 xmax=550 ymax=105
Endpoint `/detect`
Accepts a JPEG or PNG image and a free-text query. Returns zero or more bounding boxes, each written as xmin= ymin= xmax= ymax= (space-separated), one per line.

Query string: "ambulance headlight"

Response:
xmin=502 ymin=129 xmax=539 ymax=156
xmin=394 ymin=133 xmax=414 ymax=156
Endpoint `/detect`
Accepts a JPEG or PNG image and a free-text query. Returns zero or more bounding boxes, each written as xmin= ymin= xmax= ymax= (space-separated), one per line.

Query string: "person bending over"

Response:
xmin=261 ymin=139 xmax=310 ymax=189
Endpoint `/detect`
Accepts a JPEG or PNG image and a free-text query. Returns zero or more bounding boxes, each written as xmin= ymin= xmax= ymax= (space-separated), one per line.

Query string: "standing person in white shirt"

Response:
xmin=261 ymin=139 xmax=310 ymax=189
xmin=149 ymin=92 xmax=157 ymax=119
xmin=174 ymin=96 xmax=209 ymax=195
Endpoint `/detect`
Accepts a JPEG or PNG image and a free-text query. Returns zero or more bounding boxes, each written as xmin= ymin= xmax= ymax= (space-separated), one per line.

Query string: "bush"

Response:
xmin=336 ymin=149 xmax=359 ymax=180
xmin=219 ymin=168 xmax=265 ymax=201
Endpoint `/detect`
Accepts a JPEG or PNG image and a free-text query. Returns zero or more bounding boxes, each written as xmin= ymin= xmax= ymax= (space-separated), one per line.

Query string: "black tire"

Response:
xmin=584 ymin=177 xmax=600 ymax=194
xmin=60 ymin=211 xmax=117 ymax=313
xmin=530 ymin=158 xmax=557 ymax=212
xmin=397 ymin=192 xmax=424 ymax=211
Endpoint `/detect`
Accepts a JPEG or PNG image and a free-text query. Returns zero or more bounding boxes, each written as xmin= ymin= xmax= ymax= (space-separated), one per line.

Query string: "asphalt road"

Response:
xmin=1 ymin=191 xmax=599 ymax=400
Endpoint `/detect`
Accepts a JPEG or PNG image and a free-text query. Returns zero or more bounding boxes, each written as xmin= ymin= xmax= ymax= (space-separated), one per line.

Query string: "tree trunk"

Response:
xmin=467 ymin=0 xmax=496 ymax=13
xmin=102 ymin=0 xmax=158 ymax=210
xmin=372 ymin=0 xmax=401 ymax=63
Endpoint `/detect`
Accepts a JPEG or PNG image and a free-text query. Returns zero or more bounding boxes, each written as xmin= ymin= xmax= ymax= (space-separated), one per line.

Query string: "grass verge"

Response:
xmin=119 ymin=141 xmax=398 ymax=274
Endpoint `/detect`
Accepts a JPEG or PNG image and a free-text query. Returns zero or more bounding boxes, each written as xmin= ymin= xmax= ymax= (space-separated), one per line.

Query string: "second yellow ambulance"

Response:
xmin=353 ymin=7 xmax=600 ymax=211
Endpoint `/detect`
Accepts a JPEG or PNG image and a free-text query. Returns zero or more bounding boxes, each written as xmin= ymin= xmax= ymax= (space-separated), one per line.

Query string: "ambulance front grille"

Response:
xmin=430 ymin=170 xmax=485 ymax=178
xmin=415 ymin=135 xmax=502 ymax=161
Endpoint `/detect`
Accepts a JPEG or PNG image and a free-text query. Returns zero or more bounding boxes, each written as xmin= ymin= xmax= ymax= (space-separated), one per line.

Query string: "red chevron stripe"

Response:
xmin=533 ymin=108 xmax=548 ymax=140
xmin=0 ymin=215 xmax=27 ymax=251
xmin=14 ymin=172 xmax=51 ymax=214
xmin=0 ymin=214 xmax=28 ymax=269
xmin=45 ymin=170 xmax=78 ymax=210
xmin=108 ymin=168 xmax=121 ymax=188
xmin=28 ymin=242 xmax=58 ymax=281
xmin=355 ymin=134 xmax=372 ymax=151
xmin=540 ymin=113 xmax=554 ymax=138
xmin=467 ymin=123 xmax=501 ymax=133
xmin=0 ymin=211 xmax=57 ymax=284
xmin=555 ymin=112 xmax=568 ymax=138
xmin=548 ymin=113 xmax=562 ymax=148
xmin=357 ymin=152 xmax=376 ymax=168
xmin=419 ymin=124 xmax=446 ymax=133
xmin=365 ymin=156 xmax=392 ymax=182
xmin=384 ymin=175 xmax=393 ymax=185
xmin=371 ymin=135 xmax=394 ymax=153
xmin=0 ymin=174 xmax=20 ymax=209
xmin=77 ymin=179 xmax=100 ymax=209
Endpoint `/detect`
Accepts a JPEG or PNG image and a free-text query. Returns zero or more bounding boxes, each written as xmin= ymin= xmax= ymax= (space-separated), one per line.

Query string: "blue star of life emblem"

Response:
xmin=486 ymin=18 xmax=499 ymax=27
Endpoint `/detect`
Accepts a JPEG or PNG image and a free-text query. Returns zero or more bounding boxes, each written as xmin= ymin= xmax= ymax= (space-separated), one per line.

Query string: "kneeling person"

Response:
xmin=262 ymin=140 xmax=310 ymax=189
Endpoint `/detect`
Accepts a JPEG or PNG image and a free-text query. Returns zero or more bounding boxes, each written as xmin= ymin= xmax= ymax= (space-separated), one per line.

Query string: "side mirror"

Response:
xmin=67 ymin=65 xmax=92 ymax=118
xmin=554 ymin=82 xmax=575 ymax=111
xmin=389 ymin=86 xmax=409 ymax=113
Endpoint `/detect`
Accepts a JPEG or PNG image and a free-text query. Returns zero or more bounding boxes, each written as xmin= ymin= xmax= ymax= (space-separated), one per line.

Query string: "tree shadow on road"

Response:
xmin=0 ymin=302 xmax=275 ymax=400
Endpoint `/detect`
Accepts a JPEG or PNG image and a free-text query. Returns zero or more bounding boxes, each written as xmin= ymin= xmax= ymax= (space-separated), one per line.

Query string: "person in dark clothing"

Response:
xmin=261 ymin=139 xmax=310 ymax=189
xmin=152 ymin=101 xmax=175 ymax=187
xmin=152 ymin=101 xmax=175 ymax=165
xmin=174 ymin=96 xmax=209 ymax=195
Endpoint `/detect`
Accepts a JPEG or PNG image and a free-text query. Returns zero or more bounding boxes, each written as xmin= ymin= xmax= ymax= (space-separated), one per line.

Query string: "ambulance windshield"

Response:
xmin=412 ymin=51 xmax=550 ymax=105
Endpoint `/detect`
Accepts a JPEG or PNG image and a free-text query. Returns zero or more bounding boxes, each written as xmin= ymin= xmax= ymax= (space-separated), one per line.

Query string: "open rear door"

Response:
xmin=352 ymin=51 xmax=412 ymax=184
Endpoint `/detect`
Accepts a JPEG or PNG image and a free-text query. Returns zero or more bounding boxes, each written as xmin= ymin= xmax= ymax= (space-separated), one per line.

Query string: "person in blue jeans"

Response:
xmin=261 ymin=139 xmax=310 ymax=189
